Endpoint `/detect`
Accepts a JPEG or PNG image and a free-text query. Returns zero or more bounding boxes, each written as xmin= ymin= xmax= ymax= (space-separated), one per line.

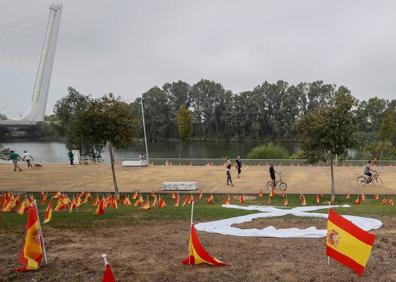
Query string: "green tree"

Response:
xmin=80 ymin=94 xmax=136 ymax=195
xmin=379 ymin=109 xmax=395 ymax=143
xmin=0 ymin=114 xmax=7 ymax=120
xmin=294 ymin=90 xmax=357 ymax=203
xmin=247 ymin=143 xmax=290 ymax=159
xmin=175 ymin=105 xmax=192 ymax=165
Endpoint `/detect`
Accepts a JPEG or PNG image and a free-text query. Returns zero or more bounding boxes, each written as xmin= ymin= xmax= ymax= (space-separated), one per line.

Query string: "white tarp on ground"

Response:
xmin=195 ymin=205 xmax=382 ymax=238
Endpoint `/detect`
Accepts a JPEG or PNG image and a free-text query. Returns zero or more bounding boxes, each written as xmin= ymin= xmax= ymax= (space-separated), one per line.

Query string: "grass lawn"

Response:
xmin=1 ymin=192 xmax=394 ymax=229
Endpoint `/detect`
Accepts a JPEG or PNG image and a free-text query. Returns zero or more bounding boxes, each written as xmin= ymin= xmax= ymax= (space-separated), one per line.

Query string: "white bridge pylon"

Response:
xmin=22 ymin=3 xmax=62 ymax=122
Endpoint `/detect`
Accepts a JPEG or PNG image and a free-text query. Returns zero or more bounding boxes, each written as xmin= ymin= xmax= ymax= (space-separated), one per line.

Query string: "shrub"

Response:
xmin=247 ymin=143 xmax=290 ymax=159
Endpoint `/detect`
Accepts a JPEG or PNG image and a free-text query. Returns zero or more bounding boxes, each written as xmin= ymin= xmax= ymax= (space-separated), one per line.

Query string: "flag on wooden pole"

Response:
xmin=182 ymin=202 xmax=225 ymax=266
xmin=326 ymin=209 xmax=376 ymax=276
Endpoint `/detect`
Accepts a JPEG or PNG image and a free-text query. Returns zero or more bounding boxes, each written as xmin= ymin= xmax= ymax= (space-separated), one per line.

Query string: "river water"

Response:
xmin=2 ymin=141 xmax=299 ymax=163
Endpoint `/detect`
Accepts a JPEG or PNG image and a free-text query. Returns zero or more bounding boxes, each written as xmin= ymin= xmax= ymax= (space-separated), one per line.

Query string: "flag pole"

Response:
xmin=102 ymin=254 xmax=109 ymax=266
xmin=188 ymin=201 xmax=194 ymax=265
xmin=327 ymin=200 xmax=330 ymax=266
xmin=34 ymin=200 xmax=48 ymax=265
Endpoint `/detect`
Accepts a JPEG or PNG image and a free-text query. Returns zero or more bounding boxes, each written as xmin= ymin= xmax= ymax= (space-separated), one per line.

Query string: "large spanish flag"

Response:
xmin=17 ymin=204 xmax=43 ymax=271
xmin=326 ymin=209 xmax=376 ymax=276
xmin=182 ymin=224 xmax=225 ymax=266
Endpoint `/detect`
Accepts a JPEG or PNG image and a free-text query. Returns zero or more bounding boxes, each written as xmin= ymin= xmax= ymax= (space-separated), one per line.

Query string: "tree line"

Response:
xmin=130 ymin=80 xmax=396 ymax=145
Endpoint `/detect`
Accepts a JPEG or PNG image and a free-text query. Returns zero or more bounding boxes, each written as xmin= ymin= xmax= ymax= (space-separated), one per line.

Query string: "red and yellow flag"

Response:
xmin=17 ymin=197 xmax=30 ymax=215
xmin=44 ymin=200 xmax=53 ymax=224
xmin=326 ymin=209 xmax=376 ymax=276
xmin=95 ymin=199 xmax=105 ymax=215
xmin=16 ymin=204 xmax=43 ymax=271
xmin=182 ymin=224 xmax=225 ymax=266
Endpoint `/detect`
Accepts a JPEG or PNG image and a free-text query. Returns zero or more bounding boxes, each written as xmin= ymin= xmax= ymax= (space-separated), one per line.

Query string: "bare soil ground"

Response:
xmin=0 ymin=217 xmax=395 ymax=282
xmin=1 ymin=164 xmax=395 ymax=194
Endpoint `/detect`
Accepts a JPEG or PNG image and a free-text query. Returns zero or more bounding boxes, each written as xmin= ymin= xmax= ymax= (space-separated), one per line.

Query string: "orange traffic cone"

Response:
xmin=258 ymin=189 xmax=263 ymax=198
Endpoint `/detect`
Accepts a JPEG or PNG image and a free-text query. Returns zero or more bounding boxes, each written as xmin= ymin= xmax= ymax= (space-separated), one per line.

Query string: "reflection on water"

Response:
xmin=3 ymin=141 xmax=299 ymax=163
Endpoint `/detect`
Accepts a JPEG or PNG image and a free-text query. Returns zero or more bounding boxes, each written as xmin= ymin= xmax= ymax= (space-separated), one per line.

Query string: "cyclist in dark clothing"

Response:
xmin=235 ymin=155 xmax=242 ymax=178
xmin=269 ymin=164 xmax=276 ymax=188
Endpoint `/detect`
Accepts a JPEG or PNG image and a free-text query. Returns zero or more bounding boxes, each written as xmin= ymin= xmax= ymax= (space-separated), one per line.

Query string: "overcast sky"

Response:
xmin=1 ymin=0 xmax=396 ymax=116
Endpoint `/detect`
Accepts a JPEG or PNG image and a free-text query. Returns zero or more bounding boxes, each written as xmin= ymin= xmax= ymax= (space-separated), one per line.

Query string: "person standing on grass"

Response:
xmin=68 ymin=150 xmax=74 ymax=166
xmin=225 ymin=157 xmax=233 ymax=186
xmin=8 ymin=150 xmax=22 ymax=171
xmin=22 ymin=150 xmax=34 ymax=168
xmin=235 ymin=155 xmax=242 ymax=178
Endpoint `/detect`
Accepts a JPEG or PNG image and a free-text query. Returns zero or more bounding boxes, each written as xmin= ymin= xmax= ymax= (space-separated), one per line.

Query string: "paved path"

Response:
xmin=0 ymin=163 xmax=395 ymax=194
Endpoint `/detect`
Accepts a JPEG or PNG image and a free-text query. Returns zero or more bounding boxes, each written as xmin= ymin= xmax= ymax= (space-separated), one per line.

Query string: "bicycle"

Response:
xmin=266 ymin=171 xmax=287 ymax=192
xmin=356 ymin=171 xmax=383 ymax=186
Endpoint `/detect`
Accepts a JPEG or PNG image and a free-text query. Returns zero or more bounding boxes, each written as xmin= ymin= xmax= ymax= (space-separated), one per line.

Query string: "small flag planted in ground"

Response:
xmin=282 ymin=195 xmax=288 ymax=206
xmin=389 ymin=198 xmax=394 ymax=207
xmin=224 ymin=195 xmax=231 ymax=205
xmin=141 ymin=196 xmax=150 ymax=210
xmin=17 ymin=197 xmax=29 ymax=215
xmin=44 ymin=200 xmax=53 ymax=224
xmin=315 ymin=194 xmax=320 ymax=204
xmin=135 ymin=195 xmax=143 ymax=207
xmin=346 ymin=192 xmax=351 ymax=199
xmin=299 ymin=193 xmax=307 ymax=206
xmin=258 ymin=189 xmax=263 ymax=198
xmin=16 ymin=203 xmax=44 ymax=271
xmin=174 ymin=193 xmax=180 ymax=207
xmin=95 ymin=199 xmax=105 ymax=215
xmin=239 ymin=194 xmax=246 ymax=204
xmin=326 ymin=209 xmax=376 ymax=276
xmin=207 ymin=195 xmax=214 ymax=204
xmin=158 ymin=196 xmax=166 ymax=208
xmin=353 ymin=195 xmax=361 ymax=205
xmin=182 ymin=224 xmax=225 ymax=266
xmin=101 ymin=254 xmax=116 ymax=282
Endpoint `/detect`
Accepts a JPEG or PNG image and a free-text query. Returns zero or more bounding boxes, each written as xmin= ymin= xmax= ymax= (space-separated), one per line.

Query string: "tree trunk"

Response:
xmin=108 ymin=142 xmax=119 ymax=196
xmin=330 ymin=155 xmax=336 ymax=203
xmin=178 ymin=137 xmax=182 ymax=166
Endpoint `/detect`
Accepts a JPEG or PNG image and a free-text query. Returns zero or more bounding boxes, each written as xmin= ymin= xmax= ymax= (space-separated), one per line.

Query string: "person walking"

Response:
xmin=225 ymin=157 xmax=233 ymax=186
xmin=235 ymin=155 xmax=242 ymax=178
xmin=22 ymin=150 xmax=34 ymax=168
xmin=8 ymin=150 xmax=23 ymax=171
xmin=68 ymin=150 xmax=74 ymax=167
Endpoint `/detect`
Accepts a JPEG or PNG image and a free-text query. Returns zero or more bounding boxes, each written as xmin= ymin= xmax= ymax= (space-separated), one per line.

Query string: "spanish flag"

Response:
xmin=44 ymin=200 xmax=53 ymax=224
xmin=95 ymin=199 xmax=105 ymax=215
xmin=16 ymin=204 xmax=43 ymax=271
xmin=326 ymin=209 xmax=376 ymax=276
xmin=182 ymin=224 xmax=225 ymax=266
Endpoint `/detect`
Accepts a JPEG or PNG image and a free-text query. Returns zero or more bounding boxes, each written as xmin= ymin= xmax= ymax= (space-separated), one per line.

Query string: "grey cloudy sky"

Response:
xmin=1 ymin=0 xmax=396 ymax=116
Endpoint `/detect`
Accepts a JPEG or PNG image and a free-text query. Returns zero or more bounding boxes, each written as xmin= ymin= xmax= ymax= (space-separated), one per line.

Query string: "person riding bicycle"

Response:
xmin=269 ymin=164 xmax=276 ymax=188
xmin=364 ymin=160 xmax=376 ymax=182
